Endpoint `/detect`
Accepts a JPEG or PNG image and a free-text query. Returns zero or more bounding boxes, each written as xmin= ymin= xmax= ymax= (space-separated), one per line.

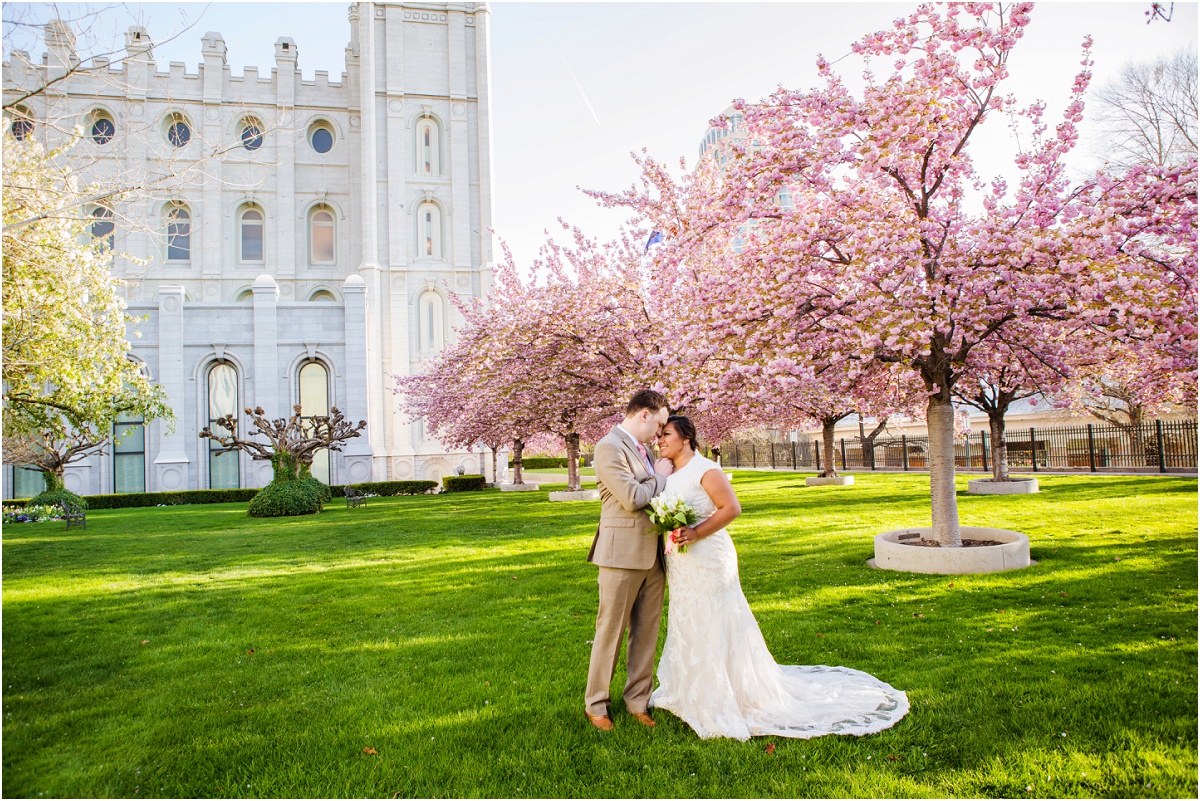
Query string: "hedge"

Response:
xmin=348 ymin=480 xmax=438 ymax=496
xmin=514 ymin=457 xmax=585 ymax=470
xmin=442 ymin=474 xmax=486 ymax=492
xmin=5 ymin=480 xmax=438 ymax=510
xmin=61 ymin=488 xmax=260 ymax=510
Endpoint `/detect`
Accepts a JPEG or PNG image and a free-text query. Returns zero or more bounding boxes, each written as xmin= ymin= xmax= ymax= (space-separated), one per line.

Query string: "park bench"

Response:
xmin=344 ymin=485 xmax=367 ymax=509
xmin=63 ymin=501 xmax=87 ymax=530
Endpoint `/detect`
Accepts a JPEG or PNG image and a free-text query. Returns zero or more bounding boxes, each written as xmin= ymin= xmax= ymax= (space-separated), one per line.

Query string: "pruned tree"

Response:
xmin=200 ymin=405 xmax=367 ymax=480
xmin=1 ymin=422 xmax=107 ymax=495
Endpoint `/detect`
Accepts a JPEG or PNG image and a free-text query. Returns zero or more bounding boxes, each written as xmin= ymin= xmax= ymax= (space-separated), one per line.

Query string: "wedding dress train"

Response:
xmin=649 ymin=455 xmax=910 ymax=740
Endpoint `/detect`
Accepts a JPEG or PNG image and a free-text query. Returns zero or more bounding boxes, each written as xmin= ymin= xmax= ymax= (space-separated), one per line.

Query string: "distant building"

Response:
xmin=3 ymin=2 xmax=496 ymax=499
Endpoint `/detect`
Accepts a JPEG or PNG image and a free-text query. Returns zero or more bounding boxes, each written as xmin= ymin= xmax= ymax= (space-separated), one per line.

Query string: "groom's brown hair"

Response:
xmin=626 ymin=388 xmax=668 ymax=415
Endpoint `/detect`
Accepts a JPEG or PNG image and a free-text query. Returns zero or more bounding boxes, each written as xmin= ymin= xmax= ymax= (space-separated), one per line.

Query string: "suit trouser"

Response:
xmin=584 ymin=563 xmax=666 ymax=716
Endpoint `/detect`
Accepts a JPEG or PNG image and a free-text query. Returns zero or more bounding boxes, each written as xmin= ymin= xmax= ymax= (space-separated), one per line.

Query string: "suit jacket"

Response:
xmin=587 ymin=425 xmax=668 ymax=570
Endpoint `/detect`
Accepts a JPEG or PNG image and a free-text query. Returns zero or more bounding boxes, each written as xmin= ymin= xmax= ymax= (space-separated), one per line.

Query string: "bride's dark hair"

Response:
xmin=667 ymin=415 xmax=700 ymax=452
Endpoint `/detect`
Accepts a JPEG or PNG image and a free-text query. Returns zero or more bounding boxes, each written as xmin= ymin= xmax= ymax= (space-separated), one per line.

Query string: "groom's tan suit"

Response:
xmin=585 ymin=425 xmax=668 ymax=717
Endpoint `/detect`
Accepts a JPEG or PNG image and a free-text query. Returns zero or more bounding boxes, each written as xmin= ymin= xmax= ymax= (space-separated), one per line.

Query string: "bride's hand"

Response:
xmin=654 ymin=457 xmax=674 ymax=476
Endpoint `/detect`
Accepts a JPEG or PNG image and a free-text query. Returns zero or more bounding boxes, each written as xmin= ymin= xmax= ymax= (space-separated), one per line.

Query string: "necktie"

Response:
xmin=637 ymin=442 xmax=652 ymax=470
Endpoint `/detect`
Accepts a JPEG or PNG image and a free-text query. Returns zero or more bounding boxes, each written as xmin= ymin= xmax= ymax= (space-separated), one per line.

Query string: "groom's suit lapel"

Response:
xmin=612 ymin=426 xmax=651 ymax=478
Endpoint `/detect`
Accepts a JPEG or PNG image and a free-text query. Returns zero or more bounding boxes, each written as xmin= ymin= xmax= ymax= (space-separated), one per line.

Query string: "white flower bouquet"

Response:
xmin=647 ymin=493 xmax=698 ymax=554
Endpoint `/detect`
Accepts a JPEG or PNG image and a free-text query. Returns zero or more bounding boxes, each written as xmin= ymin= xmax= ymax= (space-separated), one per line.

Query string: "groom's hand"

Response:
xmin=654 ymin=457 xmax=674 ymax=476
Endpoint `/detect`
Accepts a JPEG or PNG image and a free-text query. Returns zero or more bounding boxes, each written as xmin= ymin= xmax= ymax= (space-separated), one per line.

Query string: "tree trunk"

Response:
xmin=566 ymin=432 xmax=581 ymax=492
xmin=42 ymin=468 xmax=65 ymax=493
xmin=1128 ymin=405 xmax=1147 ymax=466
xmin=989 ymin=411 xmax=1009 ymax=481
xmin=820 ymin=418 xmax=839 ymax=478
xmin=711 ymin=446 xmax=722 ymax=467
xmin=512 ymin=438 xmax=525 ymax=485
xmin=927 ymin=394 xmax=962 ymax=547
xmin=861 ymin=416 xmax=887 ymax=469
xmin=490 ymin=446 xmax=499 ymax=486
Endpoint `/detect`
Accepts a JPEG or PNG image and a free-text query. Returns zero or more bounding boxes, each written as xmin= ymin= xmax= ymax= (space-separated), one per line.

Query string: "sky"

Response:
xmin=5 ymin=1 xmax=1197 ymax=269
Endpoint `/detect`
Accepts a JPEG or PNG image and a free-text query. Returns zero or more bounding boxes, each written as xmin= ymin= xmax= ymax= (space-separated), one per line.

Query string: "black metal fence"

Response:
xmin=716 ymin=419 xmax=1198 ymax=474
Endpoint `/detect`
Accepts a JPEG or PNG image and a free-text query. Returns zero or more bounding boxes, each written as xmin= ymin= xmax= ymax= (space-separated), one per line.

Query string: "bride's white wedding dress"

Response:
xmin=649 ymin=454 xmax=910 ymax=741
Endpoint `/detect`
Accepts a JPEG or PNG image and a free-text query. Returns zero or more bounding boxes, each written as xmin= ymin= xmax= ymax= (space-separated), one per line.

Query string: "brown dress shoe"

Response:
xmin=586 ymin=713 xmax=614 ymax=731
xmin=631 ymin=712 xmax=656 ymax=728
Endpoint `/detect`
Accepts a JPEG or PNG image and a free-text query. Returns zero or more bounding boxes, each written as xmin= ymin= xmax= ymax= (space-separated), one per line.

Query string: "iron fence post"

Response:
xmin=1087 ymin=424 xmax=1096 ymax=472
xmin=1157 ymin=419 xmax=1167 ymax=472
xmin=791 ymin=441 xmax=797 ymax=471
xmin=840 ymin=438 xmax=848 ymax=472
xmin=1030 ymin=427 xmax=1038 ymax=472
xmin=771 ymin=442 xmax=776 ymax=471
xmin=751 ymin=443 xmax=756 ymax=468
xmin=981 ymin=431 xmax=989 ymax=473
xmin=902 ymin=435 xmax=909 ymax=471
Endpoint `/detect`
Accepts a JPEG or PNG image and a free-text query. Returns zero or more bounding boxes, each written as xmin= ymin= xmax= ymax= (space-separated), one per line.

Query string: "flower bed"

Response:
xmin=3 ymin=504 xmax=66 ymax=524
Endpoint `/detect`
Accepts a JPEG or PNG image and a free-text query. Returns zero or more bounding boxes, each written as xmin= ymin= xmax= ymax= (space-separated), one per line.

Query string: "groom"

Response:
xmin=584 ymin=389 xmax=671 ymax=731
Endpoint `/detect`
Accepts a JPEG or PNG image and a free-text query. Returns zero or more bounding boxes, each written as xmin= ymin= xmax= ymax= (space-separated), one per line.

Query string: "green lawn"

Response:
xmin=3 ymin=472 xmax=1196 ymax=798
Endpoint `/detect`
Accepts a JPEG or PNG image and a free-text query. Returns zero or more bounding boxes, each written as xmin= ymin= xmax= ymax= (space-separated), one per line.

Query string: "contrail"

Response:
xmin=563 ymin=58 xmax=602 ymax=128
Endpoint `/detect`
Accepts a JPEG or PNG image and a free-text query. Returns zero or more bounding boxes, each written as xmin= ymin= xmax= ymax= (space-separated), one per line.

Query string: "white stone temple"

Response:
xmin=2 ymin=2 xmax=496 ymax=498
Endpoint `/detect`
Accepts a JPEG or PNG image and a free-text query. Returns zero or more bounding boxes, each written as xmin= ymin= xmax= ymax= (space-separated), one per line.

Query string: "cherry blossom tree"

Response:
xmin=400 ymin=229 xmax=661 ymax=493
xmin=951 ymin=320 xmax=1078 ymax=481
xmin=597 ymin=3 xmax=1196 ymax=546
xmin=394 ymin=304 xmax=542 ymax=486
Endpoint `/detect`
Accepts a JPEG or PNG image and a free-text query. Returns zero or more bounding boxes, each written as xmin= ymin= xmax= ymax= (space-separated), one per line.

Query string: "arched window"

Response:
xmin=91 ymin=207 xmax=115 ymax=251
xmin=298 ymin=361 xmax=331 ymax=484
xmin=8 ymin=106 xmax=34 ymax=141
xmin=236 ymin=289 xmax=254 ymax=303
xmin=207 ymin=362 xmax=240 ymax=489
xmin=240 ymin=117 xmax=263 ymax=151
xmin=308 ymin=121 xmax=334 ymax=154
xmin=418 ymin=291 xmax=444 ymax=353
xmin=165 ymin=204 xmax=191 ymax=261
xmin=89 ymin=110 xmax=115 ymax=145
xmin=165 ymin=112 xmax=191 ymax=147
xmin=309 ymin=207 xmax=335 ymax=264
xmin=238 ymin=206 xmax=264 ymax=262
xmin=308 ymin=289 xmax=337 ymax=302
xmin=416 ymin=202 xmax=442 ymax=260
xmin=415 ymin=118 xmax=441 ymax=175
xmin=113 ymin=411 xmax=145 ymax=493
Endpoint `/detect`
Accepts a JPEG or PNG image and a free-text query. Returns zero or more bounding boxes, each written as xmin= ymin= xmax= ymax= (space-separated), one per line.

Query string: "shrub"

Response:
xmin=307 ymin=473 xmax=333 ymax=505
xmin=349 ymin=480 xmax=438 ymax=496
xmin=30 ymin=487 xmax=87 ymax=510
xmin=442 ymin=474 xmax=486 ymax=492
xmin=515 ymin=457 xmax=585 ymax=470
xmin=248 ymin=477 xmax=326 ymax=517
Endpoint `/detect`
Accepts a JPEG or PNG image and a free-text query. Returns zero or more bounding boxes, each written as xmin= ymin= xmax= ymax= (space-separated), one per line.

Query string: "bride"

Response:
xmin=649 ymin=414 xmax=910 ymax=741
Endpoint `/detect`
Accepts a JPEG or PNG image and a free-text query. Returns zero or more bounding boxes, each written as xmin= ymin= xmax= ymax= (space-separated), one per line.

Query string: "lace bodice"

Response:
xmin=663 ymin=454 xmax=721 ymax=523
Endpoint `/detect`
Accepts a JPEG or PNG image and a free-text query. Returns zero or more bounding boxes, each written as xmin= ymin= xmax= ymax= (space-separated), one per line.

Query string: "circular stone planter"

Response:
xmin=806 ymin=475 xmax=855 ymax=487
xmin=870 ymin=527 xmax=1032 ymax=575
xmin=548 ymin=489 xmax=600 ymax=502
xmin=968 ymin=477 xmax=1039 ymax=495
xmin=500 ymin=483 xmax=540 ymax=492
